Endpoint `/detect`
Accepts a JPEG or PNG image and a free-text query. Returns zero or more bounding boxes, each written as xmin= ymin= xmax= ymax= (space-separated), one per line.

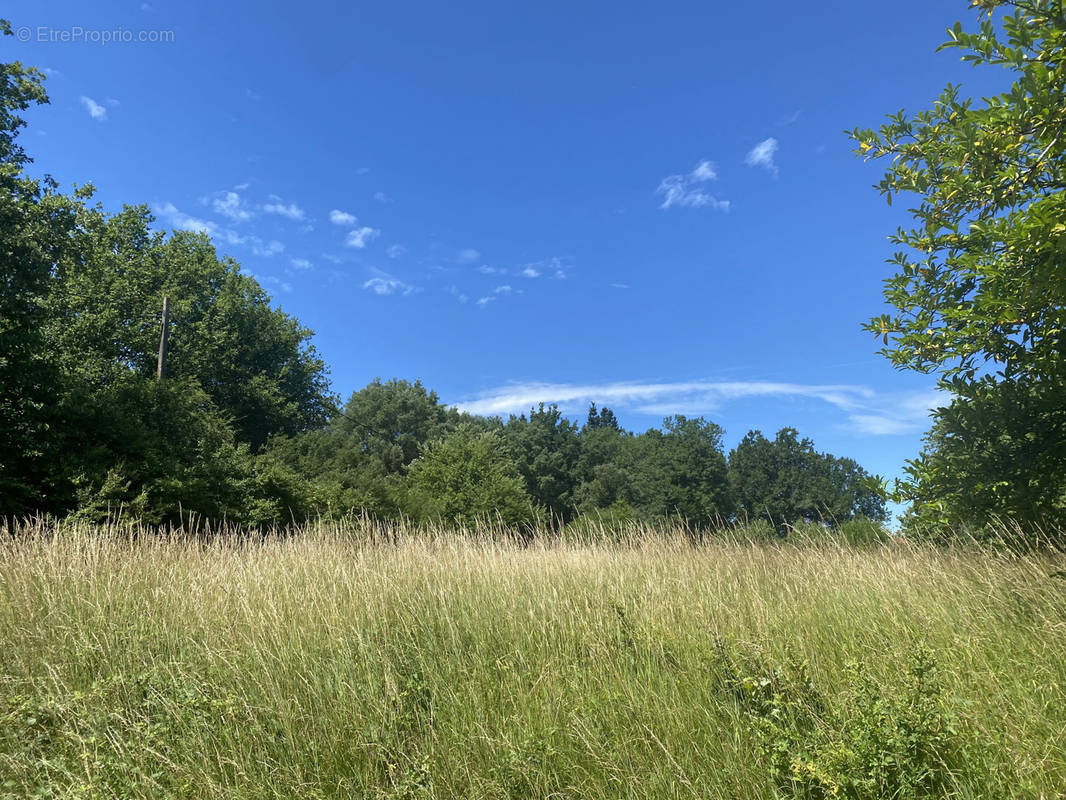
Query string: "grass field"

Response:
xmin=2 ymin=519 xmax=1065 ymax=799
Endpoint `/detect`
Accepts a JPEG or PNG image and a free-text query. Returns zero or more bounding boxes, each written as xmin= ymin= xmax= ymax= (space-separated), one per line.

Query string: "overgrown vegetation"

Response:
xmin=2 ymin=519 xmax=1064 ymax=798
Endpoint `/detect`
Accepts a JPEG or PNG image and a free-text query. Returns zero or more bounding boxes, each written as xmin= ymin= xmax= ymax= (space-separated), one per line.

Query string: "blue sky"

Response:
xmin=7 ymin=1 xmax=1011 ymax=498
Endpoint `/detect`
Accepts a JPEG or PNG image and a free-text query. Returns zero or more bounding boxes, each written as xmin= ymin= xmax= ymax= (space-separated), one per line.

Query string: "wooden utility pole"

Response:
xmin=156 ymin=296 xmax=170 ymax=380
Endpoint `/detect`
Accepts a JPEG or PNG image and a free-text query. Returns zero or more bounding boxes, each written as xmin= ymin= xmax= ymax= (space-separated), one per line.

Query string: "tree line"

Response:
xmin=6 ymin=0 xmax=1066 ymax=538
xmin=0 ymin=29 xmax=883 ymax=530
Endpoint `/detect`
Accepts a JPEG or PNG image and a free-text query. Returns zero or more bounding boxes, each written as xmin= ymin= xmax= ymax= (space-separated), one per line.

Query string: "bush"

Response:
xmin=716 ymin=640 xmax=997 ymax=799
xmin=559 ymin=500 xmax=638 ymax=544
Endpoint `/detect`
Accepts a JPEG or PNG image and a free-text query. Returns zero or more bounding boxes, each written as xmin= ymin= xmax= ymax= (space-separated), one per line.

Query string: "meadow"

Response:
xmin=2 ymin=519 xmax=1065 ymax=799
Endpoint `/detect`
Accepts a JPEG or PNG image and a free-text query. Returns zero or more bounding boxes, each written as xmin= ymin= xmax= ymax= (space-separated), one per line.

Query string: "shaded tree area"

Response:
xmin=263 ymin=384 xmax=884 ymax=531
xmin=0 ymin=36 xmax=333 ymax=525
xmin=0 ymin=35 xmax=884 ymax=531
xmin=729 ymin=429 xmax=886 ymax=532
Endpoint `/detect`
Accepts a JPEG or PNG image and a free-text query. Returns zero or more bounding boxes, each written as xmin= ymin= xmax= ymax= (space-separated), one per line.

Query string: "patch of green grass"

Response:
xmin=1 ymin=519 xmax=1063 ymax=798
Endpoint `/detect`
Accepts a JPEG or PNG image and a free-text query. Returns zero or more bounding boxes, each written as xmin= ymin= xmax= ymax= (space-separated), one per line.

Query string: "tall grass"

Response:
xmin=1 ymin=518 xmax=1064 ymax=798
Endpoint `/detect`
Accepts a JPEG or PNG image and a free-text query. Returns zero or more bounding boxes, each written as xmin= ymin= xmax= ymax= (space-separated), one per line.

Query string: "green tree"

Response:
xmin=45 ymin=207 xmax=333 ymax=451
xmin=405 ymin=426 xmax=532 ymax=526
xmin=336 ymin=378 xmax=450 ymax=474
xmin=0 ymin=32 xmax=83 ymax=514
xmin=729 ymin=428 xmax=885 ymax=531
xmin=898 ymin=378 xmax=1066 ymax=532
xmin=574 ymin=418 xmax=633 ymax=512
xmin=851 ymin=1 xmax=1066 ymax=529
xmin=503 ymin=404 xmax=581 ymax=522
xmin=617 ymin=416 xmax=732 ymax=525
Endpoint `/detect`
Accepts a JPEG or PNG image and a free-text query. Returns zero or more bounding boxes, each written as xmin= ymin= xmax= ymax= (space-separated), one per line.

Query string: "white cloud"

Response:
xmin=290 ymin=258 xmax=313 ymax=270
xmin=745 ymin=137 xmax=779 ymax=175
xmin=451 ymin=379 xmax=944 ymax=436
xmin=495 ymin=285 xmax=513 ymax=295
xmin=847 ymin=390 xmax=948 ymax=435
xmin=329 ymin=209 xmax=357 ymax=226
xmin=478 ymin=265 xmax=505 ymax=275
xmin=364 ymin=277 xmax=414 ymax=296
xmin=611 ymin=283 xmax=631 ymax=289
xmin=79 ymin=96 xmax=107 ymax=121
xmin=252 ymin=239 xmax=285 ymax=257
xmin=476 ymin=296 xmax=496 ymax=307
xmin=449 ymin=285 xmax=469 ymax=304
xmin=260 ymin=276 xmax=293 ymax=293
xmin=263 ymin=197 xmax=305 ymax=221
xmin=657 ymin=160 xmax=730 ymax=210
xmin=154 ymin=201 xmax=291 ymax=256
xmin=346 ymin=226 xmax=380 ymax=249
xmin=373 ymin=191 xmax=391 ymax=203
xmin=212 ymin=191 xmax=253 ymax=222
xmin=154 ymin=202 xmax=224 ymax=238
xmin=386 ymin=244 xmax=408 ymax=259
xmin=458 ymin=248 xmax=481 ymax=263
xmin=454 ymin=380 xmax=870 ymax=417
xmin=522 ymin=256 xmax=571 ymax=280
xmin=690 ymin=160 xmax=718 ymax=181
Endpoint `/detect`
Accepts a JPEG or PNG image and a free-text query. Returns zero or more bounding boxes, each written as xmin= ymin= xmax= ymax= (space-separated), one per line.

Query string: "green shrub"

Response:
xmin=717 ymin=640 xmax=997 ymax=799
xmin=559 ymin=500 xmax=637 ymax=543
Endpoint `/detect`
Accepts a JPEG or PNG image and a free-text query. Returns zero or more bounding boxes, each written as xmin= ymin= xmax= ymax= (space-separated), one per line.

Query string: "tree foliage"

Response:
xmin=729 ymin=429 xmax=886 ymax=531
xmin=852 ymin=1 xmax=1066 ymax=531
xmin=406 ymin=426 xmax=533 ymax=526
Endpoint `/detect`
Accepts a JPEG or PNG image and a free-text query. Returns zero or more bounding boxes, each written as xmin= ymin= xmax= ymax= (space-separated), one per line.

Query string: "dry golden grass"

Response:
xmin=1 ymin=518 xmax=1064 ymax=798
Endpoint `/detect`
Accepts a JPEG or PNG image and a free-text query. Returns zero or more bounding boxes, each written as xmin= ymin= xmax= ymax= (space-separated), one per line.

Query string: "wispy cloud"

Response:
xmin=452 ymin=379 xmax=945 ymax=435
xmin=252 ymin=239 xmax=284 ymax=257
xmin=346 ymin=226 xmax=380 ymax=249
xmin=386 ymin=244 xmax=407 ymax=259
xmin=479 ymin=265 xmax=505 ymax=275
xmin=329 ymin=209 xmax=357 ymax=226
xmin=262 ymin=196 xmax=305 ymax=221
xmin=364 ymin=277 xmax=414 ymax=296
xmin=260 ymin=275 xmax=293 ymax=293
xmin=458 ymin=248 xmax=481 ymax=263
xmin=373 ymin=191 xmax=391 ymax=203
xmin=847 ymin=390 xmax=948 ymax=435
xmin=79 ymin=96 xmax=107 ymax=121
xmin=657 ymin=160 xmax=729 ymax=210
xmin=519 ymin=257 xmax=570 ymax=280
xmin=211 ymin=191 xmax=253 ymax=222
xmin=155 ymin=202 xmax=218 ymax=237
xmin=476 ymin=296 xmax=496 ymax=307
xmin=154 ymin=201 xmax=287 ymax=255
xmin=290 ymin=258 xmax=313 ymax=270
xmin=745 ymin=137 xmax=779 ymax=176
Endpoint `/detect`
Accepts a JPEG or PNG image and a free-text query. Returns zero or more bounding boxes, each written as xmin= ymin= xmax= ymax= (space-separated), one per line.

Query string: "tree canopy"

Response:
xmin=852 ymin=0 xmax=1066 ymax=532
